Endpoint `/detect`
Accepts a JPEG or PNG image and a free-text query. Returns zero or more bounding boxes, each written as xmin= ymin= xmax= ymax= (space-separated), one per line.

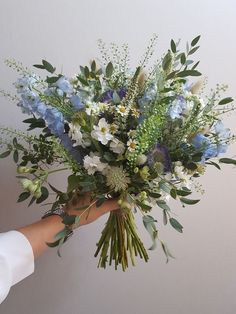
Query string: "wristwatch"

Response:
xmin=42 ymin=207 xmax=67 ymax=220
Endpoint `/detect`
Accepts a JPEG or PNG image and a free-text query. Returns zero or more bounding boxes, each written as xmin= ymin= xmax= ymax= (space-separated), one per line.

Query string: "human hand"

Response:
xmin=65 ymin=192 xmax=120 ymax=226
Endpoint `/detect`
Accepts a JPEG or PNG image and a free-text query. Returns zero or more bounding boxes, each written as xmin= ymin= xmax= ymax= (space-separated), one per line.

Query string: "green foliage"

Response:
xmin=142 ymin=215 xmax=158 ymax=250
xmin=33 ymin=59 xmax=56 ymax=74
xmin=169 ymin=217 xmax=183 ymax=233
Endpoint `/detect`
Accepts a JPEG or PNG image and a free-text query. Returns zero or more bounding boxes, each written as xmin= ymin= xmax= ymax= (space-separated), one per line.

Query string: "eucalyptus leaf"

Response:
xmin=106 ymin=62 xmax=114 ymax=77
xmin=180 ymin=197 xmax=200 ymax=205
xmin=143 ymin=215 xmax=158 ymax=250
xmin=219 ymin=158 xmax=236 ymax=165
xmin=17 ymin=191 xmax=31 ymax=202
xmin=169 ymin=217 xmax=183 ymax=233
xmin=177 ymin=70 xmax=201 ymax=77
xmin=0 ymin=151 xmax=11 ymax=158
xmin=170 ymin=39 xmax=176 ymax=53
xmin=218 ymin=97 xmax=234 ymax=105
xmin=42 ymin=59 xmax=56 ymax=73
xmin=191 ymin=35 xmax=201 ymax=47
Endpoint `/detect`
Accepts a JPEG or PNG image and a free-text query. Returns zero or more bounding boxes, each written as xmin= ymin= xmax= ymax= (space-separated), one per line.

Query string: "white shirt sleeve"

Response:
xmin=0 ymin=230 xmax=35 ymax=304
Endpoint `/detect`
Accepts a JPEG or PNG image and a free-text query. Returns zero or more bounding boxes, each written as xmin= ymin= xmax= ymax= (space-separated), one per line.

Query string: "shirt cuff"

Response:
xmin=0 ymin=230 xmax=35 ymax=286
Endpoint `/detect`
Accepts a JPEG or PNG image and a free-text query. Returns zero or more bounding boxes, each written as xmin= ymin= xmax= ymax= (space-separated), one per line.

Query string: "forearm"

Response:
xmin=18 ymin=215 xmax=65 ymax=259
xmin=17 ymin=198 xmax=119 ymax=260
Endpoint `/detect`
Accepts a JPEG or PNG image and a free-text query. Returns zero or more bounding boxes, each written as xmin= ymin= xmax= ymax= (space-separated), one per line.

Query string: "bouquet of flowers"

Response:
xmin=1 ymin=35 xmax=235 ymax=270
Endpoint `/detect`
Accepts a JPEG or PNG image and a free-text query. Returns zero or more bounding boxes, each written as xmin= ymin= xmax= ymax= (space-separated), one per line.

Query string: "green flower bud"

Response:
xmin=34 ymin=188 xmax=42 ymax=199
xmin=139 ymin=191 xmax=147 ymax=200
xmin=20 ymin=178 xmax=33 ymax=190
xmin=134 ymin=167 xmax=139 ymax=173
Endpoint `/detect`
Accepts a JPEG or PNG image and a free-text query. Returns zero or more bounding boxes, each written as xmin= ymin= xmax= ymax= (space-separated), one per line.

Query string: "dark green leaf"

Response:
xmin=13 ymin=150 xmax=19 ymax=163
xmin=36 ymin=186 xmax=49 ymax=203
xmin=67 ymin=175 xmax=81 ymax=193
xmin=46 ymin=76 xmax=60 ymax=84
xmin=169 ymin=217 xmax=183 ymax=233
xmin=33 ymin=64 xmax=45 ymax=69
xmin=91 ymin=60 xmax=96 ymax=72
xmin=188 ymin=46 xmax=200 ymax=55
xmin=0 ymin=150 xmax=11 ymax=158
xmin=48 ymin=183 xmax=63 ymax=195
xmin=191 ymin=61 xmax=200 ymax=70
xmin=28 ymin=196 xmax=36 ymax=207
xmin=42 ymin=59 xmax=55 ymax=73
xmin=166 ymin=71 xmax=177 ymax=80
xmin=17 ymin=191 xmax=31 ymax=202
xmin=77 ymin=76 xmax=89 ymax=86
xmin=136 ymin=200 xmax=152 ymax=211
xmin=176 ymin=189 xmax=192 ymax=196
xmin=170 ymin=189 xmax=177 ymax=199
xmin=180 ymin=53 xmax=186 ymax=65
xmin=218 ymin=97 xmax=234 ymax=105
xmin=177 ymin=70 xmax=201 ymax=77
xmin=148 ymin=192 xmax=162 ymax=198
xmin=219 ymin=158 xmax=236 ymax=165
xmin=46 ymin=239 xmax=60 ymax=248
xmin=191 ymin=35 xmax=201 ymax=47
xmin=162 ymin=51 xmax=172 ymax=71
xmin=62 ymin=215 xmax=76 ymax=225
xmin=106 ymin=62 xmax=114 ymax=77
xmin=206 ymin=161 xmax=221 ymax=170
xmin=84 ymin=66 xmax=90 ymax=78
xmin=180 ymin=197 xmax=200 ymax=205
xmin=170 ymin=39 xmax=176 ymax=53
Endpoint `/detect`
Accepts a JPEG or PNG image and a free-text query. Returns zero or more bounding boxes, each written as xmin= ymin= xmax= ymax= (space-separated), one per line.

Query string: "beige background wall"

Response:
xmin=0 ymin=0 xmax=236 ymax=313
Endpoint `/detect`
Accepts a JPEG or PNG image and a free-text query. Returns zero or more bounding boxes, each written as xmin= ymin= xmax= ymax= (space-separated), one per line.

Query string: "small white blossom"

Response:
xmin=83 ymin=154 xmax=109 ymax=175
xmin=136 ymin=154 xmax=147 ymax=165
xmin=91 ymin=118 xmax=113 ymax=145
xmin=116 ymin=104 xmax=128 ymax=116
xmin=174 ymin=162 xmax=192 ymax=189
xmin=110 ymin=138 xmax=126 ymax=154
xmin=85 ymin=101 xmax=100 ymax=115
xmin=68 ymin=123 xmax=84 ymax=147
xmin=127 ymin=139 xmax=138 ymax=152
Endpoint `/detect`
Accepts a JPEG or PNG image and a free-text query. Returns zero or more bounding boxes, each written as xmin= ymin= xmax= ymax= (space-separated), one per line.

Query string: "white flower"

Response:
xmin=98 ymin=102 xmax=109 ymax=111
xmin=174 ymin=162 xmax=192 ymax=189
xmin=116 ymin=104 xmax=128 ymax=116
xmin=136 ymin=154 xmax=147 ymax=165
xmin=91 ymin=118 xmax=113 ymax=145
xmin=127 ymin=139 xmax=138 ymax=152
xmin=110 ymin=138 xmax=126 ymax=154
xmin=85 ymin=101 xmax=100 ymax=115
xmin=83 ymin=154 xmax=109 ymax=175
xmin=68 ymin=123 xmax=84 ymax=147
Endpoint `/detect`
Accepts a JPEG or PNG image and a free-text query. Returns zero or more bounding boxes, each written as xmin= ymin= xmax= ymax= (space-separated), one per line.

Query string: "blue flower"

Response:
xmin=44 ymin=107 xmax=64 ymax=136
xmin=59 ymin=133 xmax=84 ymax=164
xmin=56 ymin=76 xmax=73 ymax=94
xmin=100 ymin=88 xmax=126 ymax=102
xmin=14 ymin=75 xmax=37 ymax=93
xmin=192 ymin=134 xmax=218 ymax=159
xmin=138 ymin=84 xmax=157 ymax=110
xmin=168 ymin=96 xmax=187 ymax=120
xmin=214 ymin=120 xmax=230 ymax=140
xmin=70 ymin=95 xmax=84 ymax=110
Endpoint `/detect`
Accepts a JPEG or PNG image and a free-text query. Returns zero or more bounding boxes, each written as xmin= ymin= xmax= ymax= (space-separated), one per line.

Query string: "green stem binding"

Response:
xmin=94 ymin=209 xmax=149 ymax=271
